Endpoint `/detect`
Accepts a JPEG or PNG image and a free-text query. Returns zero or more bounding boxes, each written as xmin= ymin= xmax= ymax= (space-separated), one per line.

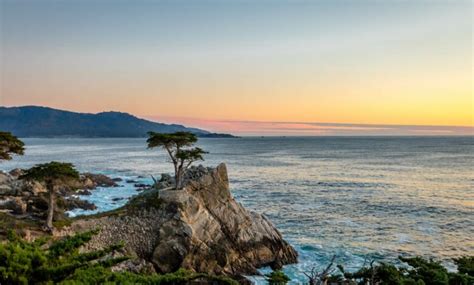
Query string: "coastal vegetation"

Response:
xmin=147 ymin=131 xmax=207 ymax=189
xmin=268 ymin=256 xmax=474 ymax=285
xmin=20 ymin=162 xmax=80 ymax=232
xmin=0 ymin=131 xmax=24 ymax=161
xmin=339 ymin=256 xmax=474 ymax=285
xmin=266 ymin=270 xmax=291 ymax=284
xmin=0 ymin=230 xmax=238 ymax=285
xmin=1 ymin=227 xmax=471 ymax=285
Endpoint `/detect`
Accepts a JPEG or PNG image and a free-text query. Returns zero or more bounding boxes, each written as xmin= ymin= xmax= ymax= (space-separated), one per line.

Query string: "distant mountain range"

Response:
xmin=0 ymin=106 xmax=234 ymax=138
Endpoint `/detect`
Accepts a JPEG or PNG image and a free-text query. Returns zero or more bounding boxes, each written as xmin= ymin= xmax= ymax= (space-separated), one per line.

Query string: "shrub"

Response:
xmin=266 ymin=270 xmax=291 ymax=285
xmin=0 ymin=230 xmax=126 ymax=284
xmin=0 ymin=231 xmax=238 ymax=285
xmin=454 ymin=256 xmax=474 ymax=276
xmin=341 ymin=256 xmax=474 ymax=285
xmin=305 ymin=256 xmax=474 ymax=285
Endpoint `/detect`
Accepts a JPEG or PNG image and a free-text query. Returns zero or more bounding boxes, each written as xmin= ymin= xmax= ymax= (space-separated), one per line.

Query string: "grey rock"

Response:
xmin=0 ymin=172 xmax=13 ymax=188
xmin=0 ymin=197 xmax=27 ymax=214
xmin=83 ymin=173 xmax=118 ymax=188
xmin=9 ymin=168 xmax=24 ymax=178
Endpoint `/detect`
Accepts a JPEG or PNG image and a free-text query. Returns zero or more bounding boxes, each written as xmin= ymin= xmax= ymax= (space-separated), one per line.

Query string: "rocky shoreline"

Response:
xmin=0 ymin=169 xmax=122 ymax=220
xmin=0 ymin=163 xmax=298 ymax=281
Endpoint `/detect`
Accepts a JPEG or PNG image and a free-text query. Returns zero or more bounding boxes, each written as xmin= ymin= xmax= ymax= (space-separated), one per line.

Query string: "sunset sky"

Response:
xmin=1 ymin=0 xmax=472 ymax=135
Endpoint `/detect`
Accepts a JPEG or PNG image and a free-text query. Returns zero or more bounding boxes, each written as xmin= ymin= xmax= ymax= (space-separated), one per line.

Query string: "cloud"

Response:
xmin=145 ymin=116 xmax=474 ymax=136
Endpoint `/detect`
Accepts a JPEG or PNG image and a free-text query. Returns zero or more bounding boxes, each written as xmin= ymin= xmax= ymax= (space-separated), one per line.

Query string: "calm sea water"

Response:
xmin=1 ymin=137 xmax=473 ymax=283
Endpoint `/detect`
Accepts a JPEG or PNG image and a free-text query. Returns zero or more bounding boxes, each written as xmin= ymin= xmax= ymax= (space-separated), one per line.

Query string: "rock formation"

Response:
xmin=64 ymin=163 xmax=297 ymax=278
xmin=0 ymin=170 xmax=117 ymax=218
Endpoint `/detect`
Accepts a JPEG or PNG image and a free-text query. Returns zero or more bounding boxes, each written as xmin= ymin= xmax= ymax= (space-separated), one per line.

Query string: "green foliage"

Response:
xmin=147 ymin=131 xmax=198 ymax=149
xmin=127 ymin=188 xmax=165 ymax=211
xmin=399 ymin=256 xmax=449 ymax=285
xmin=53 ymin=219 xmax=73 ymax=229
xmin=59 ymin=267 xmax=238 ymax=284
xmin=266 ymin=270 xmax=291 ymax=285
xmin=20 ymin=162 xmax=81 ymax=231
xmin=0 ymin=230 xmax=124 ymax=284
xmin=454 ymin=256 xmax=474 ymax=276
xmin=176 ymin=147 xmax=207 ymax=162
xmin=47 ymin=230 xmax=98 ymax=258
xmin=20 ymin=161 xmax=80 ymax=184
xmin=0 ymin=231 xmax=238 ymax=285
xmin=329 ymin=256 xmax=474 ymax=285
xmin=0 ymin=131 xmax=24 ymax=160
xmin=147 ymin=131 xmax=207 ymax=189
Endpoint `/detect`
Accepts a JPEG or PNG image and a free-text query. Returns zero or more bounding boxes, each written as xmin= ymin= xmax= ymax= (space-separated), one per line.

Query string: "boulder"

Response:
xmin=0 ymin=197 xmax=28 ymax=214
xmin=155 ymin=163 xmax=298 ymax=275
xmin=9 ymin=168 xmax=24 ymax=178
xmin=80 ymin=177 xmax=96 ymax=189
xmin=23 ymin=180 xmax=47 ymax=195
xmin=0 ymin=171 xmax=12 ymax=184
xmin=83 ymin=173 xmax=118 ymax=188
xmin=0 ymin=172 xmax=13 ymax=195
xmin=63 ymin=197 xmax=97 ymax=211
xmin=76 ymin=189 xmax=92 ymax=195
xmin=111 ymin=258 xmax=156 ymax=274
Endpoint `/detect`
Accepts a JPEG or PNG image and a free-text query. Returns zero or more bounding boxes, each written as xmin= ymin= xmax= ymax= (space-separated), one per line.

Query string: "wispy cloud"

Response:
xmin=145 ymin=116 xmax=474 ymax=136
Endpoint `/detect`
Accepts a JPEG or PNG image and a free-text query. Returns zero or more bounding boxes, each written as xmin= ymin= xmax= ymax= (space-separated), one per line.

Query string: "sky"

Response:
xmin=0 ymin=0 xmax=472 ymax=136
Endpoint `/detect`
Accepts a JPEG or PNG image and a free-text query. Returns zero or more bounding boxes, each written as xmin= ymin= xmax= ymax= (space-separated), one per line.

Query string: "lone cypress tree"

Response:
xmin=0 ymin=131 xmax=25 ymax=161
xmin=147 ymin=132 xmax=207 ymax=189
xmin=20 ymin=162 xmax=80 ymax=232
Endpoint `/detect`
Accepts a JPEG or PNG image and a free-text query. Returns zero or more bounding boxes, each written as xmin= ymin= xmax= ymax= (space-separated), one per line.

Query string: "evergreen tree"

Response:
xmin=0 ymin=131 xmax=24 ymax=161
xmin=147 ymin=131 xmax=207 ymax=189
xmin=20 ymin=162 xmax=80 ymax=232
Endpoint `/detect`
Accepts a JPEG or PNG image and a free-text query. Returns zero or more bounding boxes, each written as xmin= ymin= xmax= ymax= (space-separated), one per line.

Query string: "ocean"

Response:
xmin=1 ymin=136 xmax=473 ymax=283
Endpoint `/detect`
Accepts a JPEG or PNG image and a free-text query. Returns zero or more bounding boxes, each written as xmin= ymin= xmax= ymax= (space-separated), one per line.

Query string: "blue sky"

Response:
xmin=1 ymin=0 xmax=472 ymax=135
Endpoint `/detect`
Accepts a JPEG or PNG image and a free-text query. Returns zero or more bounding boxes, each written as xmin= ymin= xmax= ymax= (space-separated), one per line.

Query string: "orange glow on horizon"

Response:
xmin=1 ymin=0 xmax=472 ymax=132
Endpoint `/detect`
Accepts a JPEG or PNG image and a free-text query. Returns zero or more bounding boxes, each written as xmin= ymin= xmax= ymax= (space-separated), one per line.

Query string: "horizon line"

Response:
xmin=2 ymin=104 xmax=472 ymax=129
xmin=2 ymin=105 xmax=472 ymax=136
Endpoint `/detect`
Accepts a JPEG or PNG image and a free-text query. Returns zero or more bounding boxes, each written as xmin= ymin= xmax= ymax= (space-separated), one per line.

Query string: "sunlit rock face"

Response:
xmin=65 ymin=163 xmax=297 ymax=277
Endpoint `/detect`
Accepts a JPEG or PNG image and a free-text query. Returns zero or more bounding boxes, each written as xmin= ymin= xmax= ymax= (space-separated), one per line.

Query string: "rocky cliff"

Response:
xmin=65 ymin=163 xmax=297 ymax=278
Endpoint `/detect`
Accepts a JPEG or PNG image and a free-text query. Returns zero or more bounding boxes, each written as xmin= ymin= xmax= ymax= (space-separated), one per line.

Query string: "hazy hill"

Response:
xmin=0 ymin=106 xmax=233 ymax=138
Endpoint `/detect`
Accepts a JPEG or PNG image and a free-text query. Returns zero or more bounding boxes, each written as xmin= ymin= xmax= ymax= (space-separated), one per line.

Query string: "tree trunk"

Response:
xmin=170 ymin=157 xmax=178 ymax=189
xmin=44 ymin=182 xmax=55 ymax=232
xmin=175 ymin=167 xmax=181 ymax=189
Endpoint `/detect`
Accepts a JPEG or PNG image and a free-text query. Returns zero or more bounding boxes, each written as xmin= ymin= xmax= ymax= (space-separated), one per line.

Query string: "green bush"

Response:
xmin=61 ymin=267 xmax=238 ymax=284
xmin=454 ymin=256 xmax=474 ymax=276
xmin=266 ymin=270 xmax=290 ymax=285
xmin=0 ymin=230 xmax=126 ymax=284
xmin=329 ymin=256 xmax=474 ymax=285
xmin=0 ymin=231 xmax=238 ymax=285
